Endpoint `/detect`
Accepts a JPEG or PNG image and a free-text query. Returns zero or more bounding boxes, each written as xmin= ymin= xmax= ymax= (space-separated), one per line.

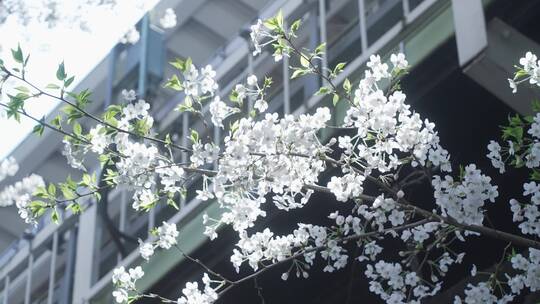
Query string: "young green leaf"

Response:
xmin=333 ymin=93 xmax=340 ymax=106
xmin=343 ymin=78 xmax=351 ymax=93
xmin=11 ymin=44 xmax=23 ymax=64
xmin=56 ymin=61 xmax=67 ymax=81
xmin=300 ymin=54 xmax=310 ymax=68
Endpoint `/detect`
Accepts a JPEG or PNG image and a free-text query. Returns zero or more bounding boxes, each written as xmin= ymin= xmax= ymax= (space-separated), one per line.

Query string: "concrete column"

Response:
xmin=72 ymin=203 xmax=98 ymax=303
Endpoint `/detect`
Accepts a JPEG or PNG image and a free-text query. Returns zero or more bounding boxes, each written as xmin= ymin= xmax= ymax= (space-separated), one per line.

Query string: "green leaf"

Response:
xmin=46 ymin=83 xmax=61 ymax=90
xmin=103 ymin=105 xmax=121 ymax=121
xmin=315 ymin=87 xmax=331 ymax=96
xmin=290 ymin=19 xmax=301 ymax=32
xmin=24 ymin=54 xmax=30 ymax=67
xmin=32 ymin=123 xmax=45 ymax=136
xmin=291 ymin=69 xmax=307 ymax=79
xmin=264 ymin=76 xmax=273 ymax=87
xmin=190 ymin=129 xmax=199 ymax=143
xmin=515 ymin=69 xmax=528 ymax=79
xmin=103 ymin=116 xmax=118 ymax=128
xmin=343 ymin=78 xmax=351 ymax=93
xmin=165 ymin=134 xmax=172 ymax=145
xmin=60 ymin=183 xmax=76 ymax=200
xmin=184 ymin=96 xmax=193 ymax=108
xmin=33 ymin=187 xmax=48 ymax=199
xmin=64 ymin=76 xmax=75 ymax=88
xmin=230 ymin=120 xmax=239 ymax=134
xmin=179 ymin=187 xmax=187 ymax=199
xmin=81 ymin=173 xmax=92 ymax=187
xmin=315 ymin=42 xmax=326 ymax=55
xmin=30 ymin=201 xmax=46 ymax=217
xmin=300 ymin=54 xmax=310 ymax=68
xmin=48 ymin=183 xmax=56 ymax=197
xmin=67 ymin=202 xmax=82 ymax=214
xmin=170 ymin=58 xmax=185 ymax=71
xmin=332 ymin=93 xmax=340 ymax=106
xmin=56 ymin=61 xmax=67 ymax=81
xmin=51 ymin=208 xmax=60 ymax=224
xmin=15 ymin=86 xmax=29 ymax=93
xmin=100 ymin=154 xmax=112 ymax=170
xmin=508 ymin=114 xmax=523 ymax=127
xmin=68 ymin=89 xmax=92 ymax=108
xmin=164 ymin=74 xmax=183 ymax=91
xmin=175 ymin=104 xmax=194 ymax=113
xmin=532 ymin=99 xmax=540 ymax=113
xmin=531 ymin=169 xmax=540 ymax=181
xmin=73 ymin=122 xmax=82 ymax=136
xmin=184 ymin=57 xmax=192 ymax=73
xmin=333 ymin=62 xmax=346 ymax=74
xmin=167 ymin=198 xmax=179 ymax=210
xmin=513 ymin=155 xmax=524 ymax=168
xmin=229 ymin=90 xmax=239 ymax=103
xmin=264 ymin=18 xmax=278 ymax=31
xmin=50 ymin=115 xmax=62 ymax=128
xmin=6 ymin=93 xmax=29 ymax=122
xmin=276 ymin=10 xmax=284 ymax=30
xmin=11 ymin=44 xmax=23 ymax=64
xmin=66 ymin=175 xmax=77 ymax=189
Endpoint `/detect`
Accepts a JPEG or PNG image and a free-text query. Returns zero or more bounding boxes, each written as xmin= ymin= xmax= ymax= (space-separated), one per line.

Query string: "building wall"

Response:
xmin=2 ymin=0 xmax=540 ymax=303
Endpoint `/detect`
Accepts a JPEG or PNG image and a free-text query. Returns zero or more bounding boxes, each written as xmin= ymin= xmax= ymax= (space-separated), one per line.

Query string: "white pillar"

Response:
xmin=72 ymin=203 xmax=98 ymax=303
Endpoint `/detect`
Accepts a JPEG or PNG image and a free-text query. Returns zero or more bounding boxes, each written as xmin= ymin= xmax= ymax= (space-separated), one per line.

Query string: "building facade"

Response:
xmin=1 ymin=0 xmax=540 ymax=303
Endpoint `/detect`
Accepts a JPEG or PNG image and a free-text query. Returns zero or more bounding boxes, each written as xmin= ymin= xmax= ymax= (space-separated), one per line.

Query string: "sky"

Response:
xmin=0 ymin=0 xmax=161 ymax=159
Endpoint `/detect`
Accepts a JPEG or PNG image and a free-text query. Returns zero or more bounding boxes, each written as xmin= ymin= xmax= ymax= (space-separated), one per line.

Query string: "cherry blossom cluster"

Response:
xmin=138 ymin=221 xmax=179 ymax=260
xmin=177 ymin=273 xmax=220 ymax=304
xmin=508 ymin=51 xmax=540 ymax=93
xmin=111 ymin=266 xmax=144 ymax=303
xmin=363 ymin=227 xmax=467 ymax=304
xmin=0 ymin=156 xmax=18 ymax=182
xmin=432 ymin=164 xmax=498 ymax=226
xmin=455 ymin=282 xmax=513 ymax=304
xmin=208 ymin=98 xmax=239 ymax=128
xmin=200 ymin=108 xmax=330 ymax=236
xmin=64 ymin=91 xmax=187 ymax=212
xmin=0 ymin=168 xmax=45 ymax=225
xmin=365 ymin=260 xmax=438 ymax=304
xmin=361 ymin=195 xmax=407 ymax=230
xmin=119 ymin=7 xmax=177 ymax=44
xmin=209 ymin=74 xmax=269 ymax=127
xmin=487 ymin=140 xmax=506 ymax=173
xmin=183 ymin=64 xmax=218 ymax=99
xmin=400 ymin=221 xmax=441 ymax=245
xmin=0 ymin=156 xmax=32 ymax=219
xmin=340 ymin=54 xmax=451 ymax=175
xmin=250 ymin=19 xmax=282 ymax=60
xmin=508 ymin=248 xmax=540 ymax=294
xmin=327 ymin=173 xmax=365 ymax=202
xmin=114 ymin=222 xmax=178 ymax=303
xmin=119 ymin=27 xmax=140 ymax=45
xmin=136 ymin=222 xmax=222 ymax=304
xmin=159 ymin=8 xmax=177 ymax=29
xmin=454 ymin=249 xmax=540 ymax=304
xmin=454 ymin=51 xmax=540 ymax=304
xmin=230 ymin=225 xmax=321 ymax=273
xmin=62 ymin=138 xmax=87 ymax=170
xmin=509 ymin=182 xmax=540 ymax=237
